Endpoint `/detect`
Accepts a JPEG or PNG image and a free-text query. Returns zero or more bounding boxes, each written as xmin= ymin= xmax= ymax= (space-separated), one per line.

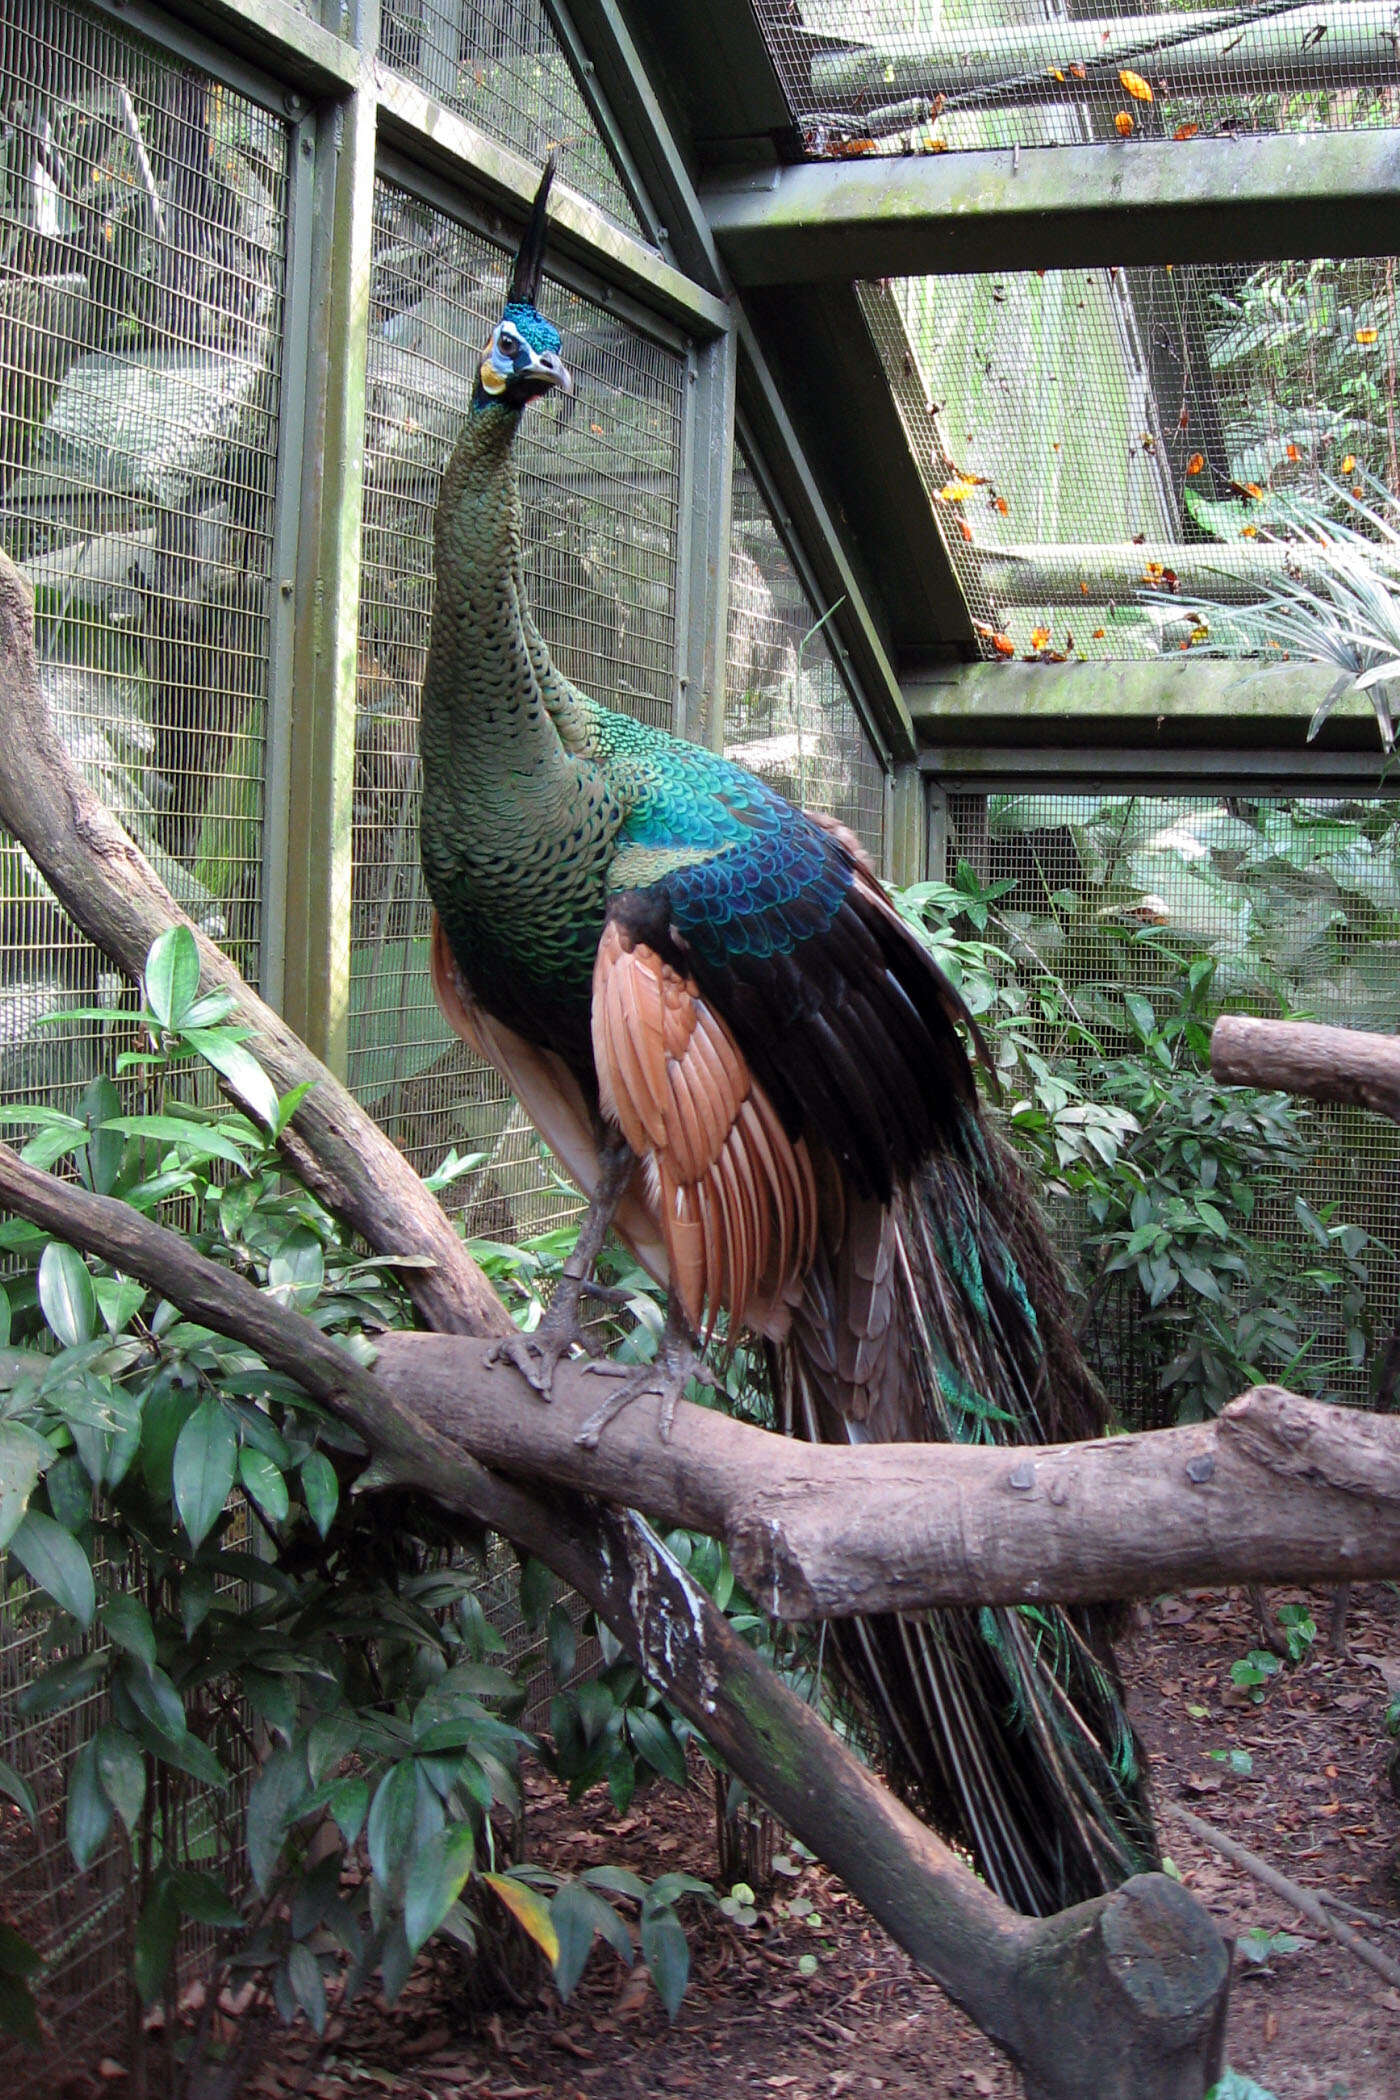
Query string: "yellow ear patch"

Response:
xmin=479 ymin=361 xmax=506 ymax=396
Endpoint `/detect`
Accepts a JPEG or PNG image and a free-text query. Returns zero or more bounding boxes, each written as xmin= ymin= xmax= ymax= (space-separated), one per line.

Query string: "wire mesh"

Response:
xmin=753 ymin=0 xmax=1400 ymax=156
xmin=940 ymin=786 xmax=1400 ymax=1419
xmin=0 ymin=4 xmax=287 ymax=2084
xmin=0 ymin=0 xmax=284 ymax=1066
xmin=352 ymin=176 xmax=684 ymax=1212
xmin=725 ymin=449 xmax=888 ymax=864
xmin=378 ymin=0 xmax=640 ymax=232
xmin=860 ymin=255 xmax=1400 ymax=661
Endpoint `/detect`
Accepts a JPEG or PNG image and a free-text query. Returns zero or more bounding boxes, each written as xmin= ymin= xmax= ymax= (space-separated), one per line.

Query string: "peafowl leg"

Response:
xmin=574 ymin=1295 xmax=719 ymax=1449
xmin=490 ymin=1130 xmax=637 ymax=1398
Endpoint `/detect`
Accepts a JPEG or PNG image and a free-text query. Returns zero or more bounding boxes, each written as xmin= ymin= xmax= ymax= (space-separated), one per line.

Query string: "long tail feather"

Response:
xmin=772 ymin=1116 xmax=1158 ymax=1917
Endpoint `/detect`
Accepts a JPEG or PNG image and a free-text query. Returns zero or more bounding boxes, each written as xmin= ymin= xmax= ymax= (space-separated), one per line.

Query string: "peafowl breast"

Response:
xmin=418 ymin=158 xmax=1158 ymax=1918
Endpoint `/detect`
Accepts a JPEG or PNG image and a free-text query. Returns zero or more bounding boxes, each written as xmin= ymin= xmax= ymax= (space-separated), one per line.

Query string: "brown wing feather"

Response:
xmin=429 ymin=914 xmax=669 ymax=1283
xmin=593 ymin=920 xmax=815 ymax=1338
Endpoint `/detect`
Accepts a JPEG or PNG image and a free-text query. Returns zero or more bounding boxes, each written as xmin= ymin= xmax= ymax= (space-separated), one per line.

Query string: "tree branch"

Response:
xmin=1211 ymin=1015 xmax=1400 ymax=1123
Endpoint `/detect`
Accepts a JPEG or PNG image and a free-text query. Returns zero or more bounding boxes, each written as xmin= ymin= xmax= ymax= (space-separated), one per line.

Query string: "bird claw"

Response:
xmin=488 ymin=1318 xmax=584 ymax=1399
xmin=574 ymin=1339 xmax=718 ymax=1449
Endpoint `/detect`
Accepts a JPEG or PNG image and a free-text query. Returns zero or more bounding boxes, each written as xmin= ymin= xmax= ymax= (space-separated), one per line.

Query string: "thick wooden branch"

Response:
xmin=381 ymin=1335 xmax=1400 ymax=1616
xmin=1211 ymin=1014 xmax=1400 ymax=1124
xmin=0 ymin=545 xmax=1230 ymax=2094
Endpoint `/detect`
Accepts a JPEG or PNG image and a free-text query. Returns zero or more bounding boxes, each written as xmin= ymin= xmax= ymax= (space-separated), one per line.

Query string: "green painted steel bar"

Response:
xmin=678 ymin=333 xmax=739 ymax=748
xmin=280 ymin=75 xmax=377 ymax=1071
xmin=808 ymin=3 xmax=1395 ymax=110
xmin=905 ymin=656 xmax=1385 ymax=749
xmin=703 ymin=131 xmax=1400 ymax=283
xmin=978 ymin=540 xmax=1400 ymax=610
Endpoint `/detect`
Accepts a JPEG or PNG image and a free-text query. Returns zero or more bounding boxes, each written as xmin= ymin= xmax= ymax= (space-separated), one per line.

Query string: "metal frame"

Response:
xmin=702 ymin=131 xmax=1400 ymax=284
xmin=64 ymin=0 xmax=1400 ymax=1063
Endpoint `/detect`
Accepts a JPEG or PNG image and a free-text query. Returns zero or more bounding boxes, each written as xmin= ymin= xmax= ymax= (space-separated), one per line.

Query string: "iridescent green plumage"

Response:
xmin=418 ymin=177 xmax=1157 ymax=1916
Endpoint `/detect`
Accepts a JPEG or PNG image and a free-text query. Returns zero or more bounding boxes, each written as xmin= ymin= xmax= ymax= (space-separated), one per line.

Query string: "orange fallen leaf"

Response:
xmin=1285 ymin=443 xmax=1300 ymax=461
xmin=1092 ymin=628 xmax=1106 ymax=640
xmin=993 ymin=496 xmax=1008 ymax=515
xmin=1030 ymin=626 xmax=1051 ymax=649
xmin=958 ymin=518 xmax=974 ymax=541
xmin=1069 ymin=63 xmax=1086 ymax=80
xmin=590 ymin=422 xmax=604 ymax=436
xmin=937 ymin=479 xmax=974 ymax=502
xmin=1356 ymin=327 xmax=1379 ymax=344
xmin=1354 ymin=486 xmax=1365 ymax=497
xmin=1119 ymin=69 xmax=1153 ymax=102
xmin=925 ymin=138 xmax=949 ymax=152
xmin=1079 ymin=580 xmax=1089 ymax=594
xmin=1340 ymin=454 xmax=1356 ymax=473
xmin=992 ymin=633 xmax=1015 ymax=658
xmin=1240 ymin=524 xmax=1258 ymax=537
xmin=1173 ymin=122 xmax=1199 ymax=141
xmin=1185 ymin=453 xmax=1205 ymax=475
xmin=1114 ymin=111 xmax=1135 ymax=136
xmin=1047 ymin=67 xmax=1065 ymax=82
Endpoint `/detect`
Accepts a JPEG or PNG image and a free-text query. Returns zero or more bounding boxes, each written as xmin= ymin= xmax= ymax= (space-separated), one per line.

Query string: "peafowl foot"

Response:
xmin=574 ymin=1315 xmax=718 ymax=1449
xmin=489 ymin=1274 xmax=596 ymax=1398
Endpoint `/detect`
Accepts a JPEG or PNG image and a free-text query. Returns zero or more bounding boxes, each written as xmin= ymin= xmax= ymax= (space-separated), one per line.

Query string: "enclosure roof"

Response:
xmin=604 ymin=0 xmax=1400 ymax=738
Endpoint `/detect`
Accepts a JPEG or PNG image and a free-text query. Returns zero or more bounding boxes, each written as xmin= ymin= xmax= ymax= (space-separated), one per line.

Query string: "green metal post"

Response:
xmin=678 ymin=328 xmax=738 ymax=747
xmin=281 ymin=35 xmax=376 ymax=1070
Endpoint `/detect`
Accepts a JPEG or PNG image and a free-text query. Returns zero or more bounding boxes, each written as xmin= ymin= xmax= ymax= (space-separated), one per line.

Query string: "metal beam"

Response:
xmin=704 ymin=131 xmax=1400 ymax=284
xmin=906 ymin=656 xmax=1388 ymax=753
xmin=804 ymin=5 xmax=1395 ymax=114
xmin=677 ymin=332 xmax=738 ymax=747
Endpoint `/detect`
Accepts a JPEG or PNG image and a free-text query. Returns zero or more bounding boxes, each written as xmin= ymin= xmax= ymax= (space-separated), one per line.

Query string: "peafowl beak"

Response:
xmin=522 ymin=348 xmax=573 ymax=399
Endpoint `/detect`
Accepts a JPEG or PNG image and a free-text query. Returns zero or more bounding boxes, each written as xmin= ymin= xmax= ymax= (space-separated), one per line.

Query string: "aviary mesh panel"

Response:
xmin=859 ymin=257 xmax=1400 ymax=663
xmin=939 ymin=787 xmax=1400 ymax=1420
xmin=377 ymin=0 xmax=640 ymax=231
xmin=0 ymin=8 xmax=287 ymax=2082
xmin=753 ymin=1 xmax=1400 ymax=156
xmin=725 ymin=450 xmax=888 ymax=867
xmin=352 ymin=177 xmax=683 ymax=1210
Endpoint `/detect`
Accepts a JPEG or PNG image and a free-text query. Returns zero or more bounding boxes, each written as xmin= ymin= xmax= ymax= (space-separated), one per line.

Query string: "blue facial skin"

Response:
xmin=474 ymin=301 xmax=569 ymax=411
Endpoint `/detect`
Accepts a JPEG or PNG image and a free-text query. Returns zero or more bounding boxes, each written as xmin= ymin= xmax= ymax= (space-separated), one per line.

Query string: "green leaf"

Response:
xmin=0 ymin=1759 xmax=37 ymax=1828
xmin=639 ymin=1901 xmax=690 ymax=2019
xmin=518 ymin=1556 xmax=553 ymax=1627
xmin=403 ymin=1823 xmax=476 ymax=1954
xmin=9 ymin=1509 xmax=94 ymax=1626
xmin=286 ymin=1943 xmax=327 ymax=2035
xmin=327 ymin=1773 xmax=370 ymax=1849
xmin=145 ymin=926 xmax=201 ymax=1032
xmin=168 ymin=1869 xmax=243 ymax=1929
xmin=626 ymin=1706 xmax=689 ymax=1788
xmin=0 ymin=1970 xmax=40 ymax=2048
xmin=300 ymin=1451 xmax=338 ymax=1538
xmin=37 ymin=1242 xmax=95 ymax=1347
xmin=103 ymin=1592 xmax=157 ymax=1665
xmin=1206 ymin=2071 xmax=1282 ymax=2099
xmin=367 ymin=1762 xmax=419 ymax=1890
xmin=132 ymin=1878 xmax=179 ymax=2005
xmin=120 ymin=1662 xmax=187 ymax=1746
xmin=246 ymin=1748 xmax=308 ymax=1892
xmin=99 ymin=1115 xmax=256 ymax=1170
xmin=95 ymin=1726 xmax=145 ymax=1833
xmin=173 ymin=1400 xmax=237 ymax=1550
xmin=66 ymin=1738 xmax=114 ymax=1869
xmin=238 ymin=1447 xmax=289 ymax=1527
xmin=181 ymin=1030 xmax=279 ymax=1131
xmin=551 ymin=1880 xmax=632 ymax=2000
xmin=92 ymin=1277 xmax=146 ymax=1336
xmin=1124 ymin=992 xmax=1157 ymax=1042
xmin=268 ymin=1227 xmax=324 ymax=1298
xmin=547 ymin=1602 xmax=577 ymax=1685
xmin=0 ymin=1422 xmax=49 ymax=1549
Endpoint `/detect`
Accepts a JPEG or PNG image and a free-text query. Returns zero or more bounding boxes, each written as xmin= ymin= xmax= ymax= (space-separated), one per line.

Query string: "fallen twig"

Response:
xmin=1165 ymin=1802 xmax=1400 ymax=1991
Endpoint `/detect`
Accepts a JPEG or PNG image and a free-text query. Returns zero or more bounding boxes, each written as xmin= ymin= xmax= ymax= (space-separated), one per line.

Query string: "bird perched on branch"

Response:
xmin=419 ymin=158 xmax=1157 ymax=1915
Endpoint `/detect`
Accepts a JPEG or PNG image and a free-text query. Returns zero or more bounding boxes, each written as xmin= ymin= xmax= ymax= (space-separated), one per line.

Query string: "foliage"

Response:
xmin=0 ymin=930 xmax=699 ymax=2069
xmin=1179 ymin=475 xmax=1400 ymax=750
xmin=895 ymin=847 xmax=1385 ymax=1424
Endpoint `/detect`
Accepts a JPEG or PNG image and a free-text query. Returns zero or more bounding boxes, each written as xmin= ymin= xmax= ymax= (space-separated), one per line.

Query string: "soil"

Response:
xmin=132 ymin=1585 xmax=1400 ymax=2099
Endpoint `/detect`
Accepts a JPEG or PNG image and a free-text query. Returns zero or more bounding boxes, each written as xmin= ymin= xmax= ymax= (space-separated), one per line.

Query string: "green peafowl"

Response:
xmin=418 ymin=158 xmax=1158 ymax=1917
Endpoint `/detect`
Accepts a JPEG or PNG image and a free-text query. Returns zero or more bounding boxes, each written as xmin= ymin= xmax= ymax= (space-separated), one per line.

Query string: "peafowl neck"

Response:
xmin=420 ymin=403 xmax=588 ymax=844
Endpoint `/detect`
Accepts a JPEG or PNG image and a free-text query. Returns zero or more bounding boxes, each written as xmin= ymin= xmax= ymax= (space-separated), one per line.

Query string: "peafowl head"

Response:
xmin=475 ymin=152 xmax=573 ymax=413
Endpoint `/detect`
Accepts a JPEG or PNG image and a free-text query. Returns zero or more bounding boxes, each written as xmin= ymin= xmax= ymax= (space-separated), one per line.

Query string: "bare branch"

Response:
xmin=1211 ymin=1014 xmax=1400 ymax=1123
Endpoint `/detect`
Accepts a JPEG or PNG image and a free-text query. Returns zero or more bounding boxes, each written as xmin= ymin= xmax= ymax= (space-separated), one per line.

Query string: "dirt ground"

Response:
xmin=198 ymin=1585 xmax=1400 ymax=2098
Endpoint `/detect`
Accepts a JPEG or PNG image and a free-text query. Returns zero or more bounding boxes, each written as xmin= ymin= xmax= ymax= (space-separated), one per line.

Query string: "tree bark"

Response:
xmin=0 ymin=546 xmax=1230 ymax=2095
xmin=1211 ymin=1014 xmax=1400 ymax=1124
